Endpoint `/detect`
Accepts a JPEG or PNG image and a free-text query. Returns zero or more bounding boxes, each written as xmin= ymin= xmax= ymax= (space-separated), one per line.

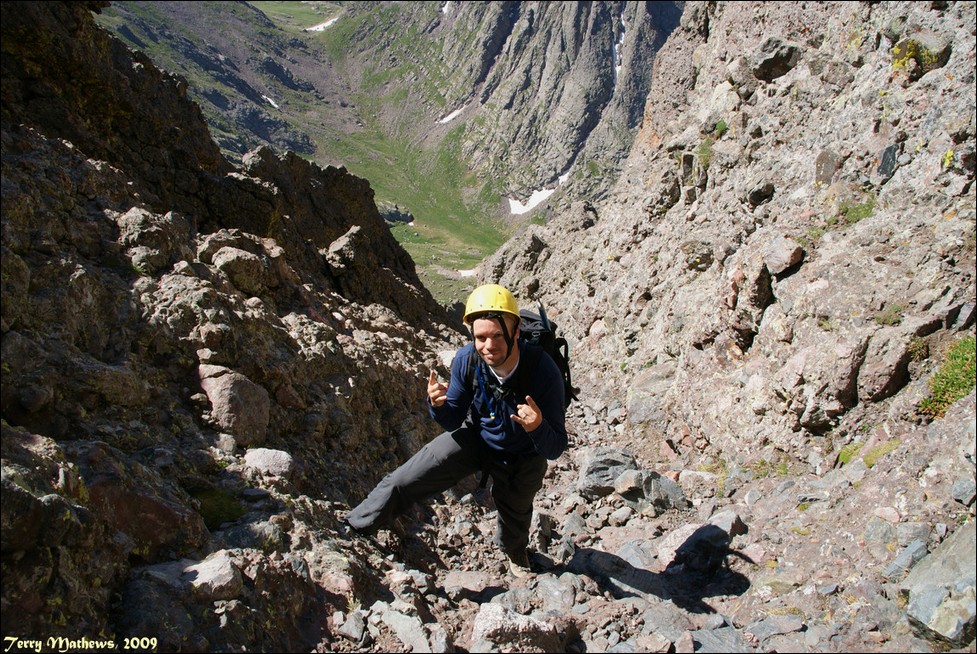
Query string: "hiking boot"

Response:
xmin=338 ymin=511 xmax=377 ymax=539
xmin=507 ymin=549 xmax=532 ymax=579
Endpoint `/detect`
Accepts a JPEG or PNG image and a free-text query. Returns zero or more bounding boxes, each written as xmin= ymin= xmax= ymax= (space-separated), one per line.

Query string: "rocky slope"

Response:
xmin=1 ymin=2 xmax=975 ymax=654
xmin=476 ymin=0 xmax=977 ymax=649
xmin=485 ymin=0 xmax=976 ymax=490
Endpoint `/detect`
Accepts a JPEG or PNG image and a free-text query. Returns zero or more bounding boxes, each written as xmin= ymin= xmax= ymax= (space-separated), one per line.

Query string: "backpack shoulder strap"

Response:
xmin=462 ymin=347 xmax=480 ymax=392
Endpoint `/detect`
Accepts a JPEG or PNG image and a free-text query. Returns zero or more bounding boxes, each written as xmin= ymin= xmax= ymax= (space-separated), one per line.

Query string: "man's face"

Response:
xmin=472 ymin=315 xmax=518 ymax=367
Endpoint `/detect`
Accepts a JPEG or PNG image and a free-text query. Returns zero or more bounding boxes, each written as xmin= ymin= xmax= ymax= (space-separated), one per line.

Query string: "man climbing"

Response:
xmin=345 ymin=284 xmax=568 ymax=578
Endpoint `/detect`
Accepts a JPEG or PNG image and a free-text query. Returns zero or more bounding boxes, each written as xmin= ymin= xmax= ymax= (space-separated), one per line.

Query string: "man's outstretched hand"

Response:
xmin=428 ymin=370 xmax=448 ymax=407
xmin=511 ymin=395 xmax=542 ymax=432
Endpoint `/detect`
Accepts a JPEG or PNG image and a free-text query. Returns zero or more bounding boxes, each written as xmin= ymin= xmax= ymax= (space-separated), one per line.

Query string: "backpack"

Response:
xmin=517 ymin=303 xmax=577 ymax=408
xmin=463 ymin=302 xmax=577 ymax=409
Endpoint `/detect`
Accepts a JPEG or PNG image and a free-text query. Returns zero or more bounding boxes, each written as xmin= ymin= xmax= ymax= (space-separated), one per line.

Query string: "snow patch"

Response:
xmin=509 ymin=188 xmax=556 ymax=215
xmin=507 ymin=166 xmax=575 ymax=215
xmin=306 ymin=17 xmax=339 ymax=32
xmin=437 ymin=105 xmax=467 ymax=124
xmin=262 ymin=95 xmax=280 ymax=109
xmin=613 ymin=16 xmax=627 ymax=82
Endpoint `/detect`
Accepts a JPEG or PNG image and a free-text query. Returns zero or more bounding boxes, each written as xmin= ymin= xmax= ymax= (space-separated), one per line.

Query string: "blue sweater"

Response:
xmin=429 ymin=343 xmax=567 ymax=460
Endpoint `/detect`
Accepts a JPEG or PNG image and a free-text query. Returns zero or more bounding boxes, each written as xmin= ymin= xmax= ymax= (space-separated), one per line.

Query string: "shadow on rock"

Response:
xmin=566 ymin=524 xmax=754 ymax=614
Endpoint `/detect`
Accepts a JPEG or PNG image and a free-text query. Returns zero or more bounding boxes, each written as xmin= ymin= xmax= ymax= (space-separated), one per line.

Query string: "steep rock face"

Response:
xmin=482 ymin=0 xmax=976 ymax=471
xmin=451 ymin=1 xmax=683 ymax=199
xmin=343 ymin=0 xmax=683 ymax=201
xmin=1 ymin=1 xmax=459 ymax=645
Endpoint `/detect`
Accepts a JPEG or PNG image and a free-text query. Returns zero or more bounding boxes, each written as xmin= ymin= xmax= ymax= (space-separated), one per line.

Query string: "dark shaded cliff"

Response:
xmin=2 ymin=2 xmax=457 ymax=646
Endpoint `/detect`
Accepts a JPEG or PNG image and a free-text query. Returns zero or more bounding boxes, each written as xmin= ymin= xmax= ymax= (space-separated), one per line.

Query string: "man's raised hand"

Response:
xmin=511 ymin=395 xmax=543 ymax=432
xmin=428 ymin=370 xmax=448 ymax=407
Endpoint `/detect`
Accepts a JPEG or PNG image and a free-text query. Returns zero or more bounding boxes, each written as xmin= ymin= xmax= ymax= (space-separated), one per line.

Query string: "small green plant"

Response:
xmin=874 ymin=303 xmax=904 ymax=326
xmin=713 ymin=119 xmax=728 ymax=138
xmin=697 ymin=458 xmax=728 ymax=476
xmin=695 ymin=136 xmax=715 ymax=170
xmin=941 ymin=150 xmax=955 ymax=169
xmin=908 ymin=336 xmax=929 ymax=362
xmin=749 ymin=457 xmax=791 ymax=478
xmin=918 ymin=336 xmax=976 ymax=418
xmin=836 ymin=194 xmax=876 ymax=226
xmin=817 ymin=316 xmax=835 ymax=331
xmin=749 ymin=459 xmax=774 ymax=478
xmin=837 ymin=442 xmax=863 ymax=465
xmin=805 ymin=226 xmax=827 ymax=243
xmin=863 ymin=438 xmax=901 ymax=468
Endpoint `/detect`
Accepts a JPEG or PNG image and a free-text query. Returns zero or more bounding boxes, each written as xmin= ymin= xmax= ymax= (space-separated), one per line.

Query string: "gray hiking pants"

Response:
xmin=346 ymin=425 xmax=548 ymax=555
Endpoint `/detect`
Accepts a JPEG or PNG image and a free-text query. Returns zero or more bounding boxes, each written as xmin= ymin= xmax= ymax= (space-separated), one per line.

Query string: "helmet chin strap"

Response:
xmin=495 ymin=315 xmax=517 ymax=367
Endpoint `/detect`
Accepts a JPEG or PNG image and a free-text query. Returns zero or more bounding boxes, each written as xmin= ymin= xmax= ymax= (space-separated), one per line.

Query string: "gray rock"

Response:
xmin=535 ymin=575 xmax=578 ymax=614
xmin=117 ymin=207 xmax=194 ymax=274
xmin=470 ymin=603 xmax=567 ymax=653
xmin=183 ymin=550 xmax=243 ymax=601
xmin=693 ymin=626 xmax=753 ymax=652
xmin=897 ymin=522 xmax=932 ymax=548
xmin=901 ymin=520 xmax=976 ymax=646
xmin=243 ymin=447 xmax=295 ymax=478
xmin=213 ymin=246 xmax=268 ymax=296
xmin=708 ymin=509 xmax=748 ymax=538
xmin=951 ymin=478 xmax=976 ymax=507
xmin=752 ymin=37 xmax=802 ymax=82
xmin=762 ymin=235 xmax=803 ymax=275
xmin=4 ymin=2 xmax=976 ymax=652
xmin=337 ymin=609 xmax=367 ymax=643
xmin=747 ymin=181 xmax=775 ymax=208
xmin=858 ymin=319 xmax=939 ymax=402
xmin=877 ymin=143 xmax=900 ymax=181
xmin=882 ymin=539 xmax=929 ymax=581
xmin=576 ymin=448 xmax=639 ymax=499
xmin=609 ymin=505 xmax=634 ymax=526
xmin=379 ymin=606 xmax=436 ymax=653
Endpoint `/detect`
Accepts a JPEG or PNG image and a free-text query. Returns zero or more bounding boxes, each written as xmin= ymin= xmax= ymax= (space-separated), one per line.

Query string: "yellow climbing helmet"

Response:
xmin=463 ymin=284 xmax=519 ymax=325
